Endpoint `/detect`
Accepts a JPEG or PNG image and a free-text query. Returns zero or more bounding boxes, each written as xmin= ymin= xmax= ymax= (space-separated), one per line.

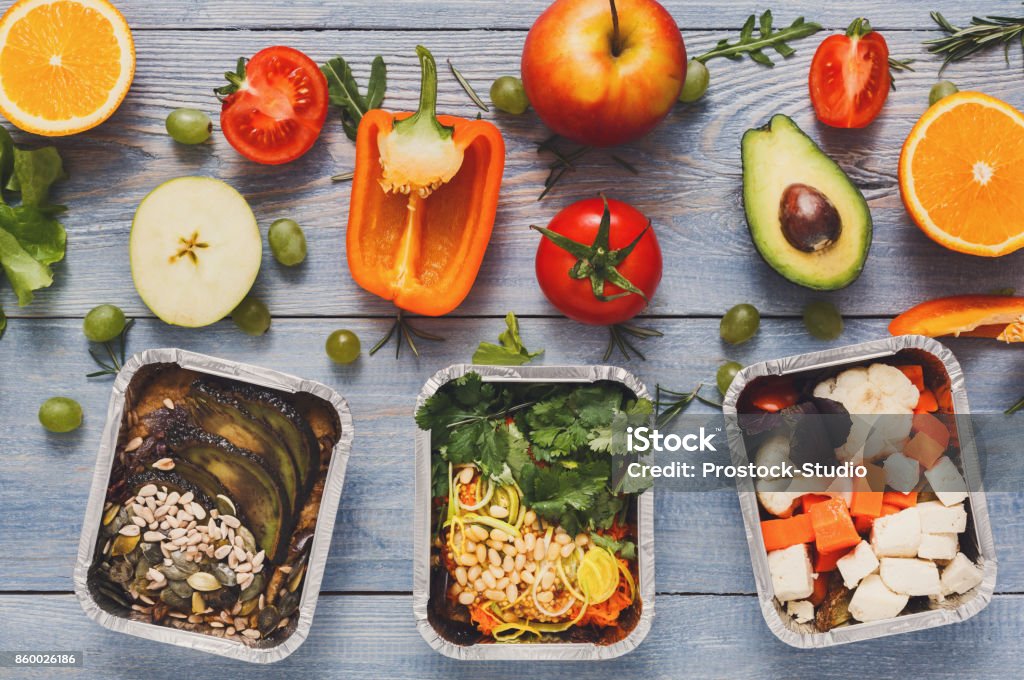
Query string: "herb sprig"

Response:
xmin=697 ymin=10 xmax=822 ymax=66
xmin=655 ymin=384 xmax=722 ymax=428
xmin=321 ymin=55 xmax=387 ymax=141
xmin=447 ymin=59 xmax=489 ymax=112
xmin=87 ymin=319 xmax=135 ymax=378
xmin=926 ymin=10 xmax=1024 ymax=70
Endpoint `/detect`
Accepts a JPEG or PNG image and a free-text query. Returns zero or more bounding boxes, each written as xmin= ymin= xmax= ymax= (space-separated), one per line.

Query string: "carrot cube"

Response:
xmin=880 ymin=503 xmax=903 ymax=517
xmin=913 ymin=412 xmax=950 ymax=450
xmin=849 ymin=491 xmax=884 ymax=518
xmin=800 ymin=494 xmax=832 ymax=514
xmin=854 ymin=515 xmax=874 ymax=534
xmin=808 ymin=497 xmax=861 ymax=554
xmin=882 ymin=490 xmax=918 ymax=509
xmin=761 ymin=514 xmax=815 ymax=552
xmin=915 ymin=389 xmax=939 ymax=414
xmin=814 ymin=547 xmax=849 ymax=572
xmin=897 ymin=365 xmax=925 ymax=391
xmin=904 ymin=432 xmax=946 ymax=469
xmin=809 ymin=575 xmax=829 ymax=606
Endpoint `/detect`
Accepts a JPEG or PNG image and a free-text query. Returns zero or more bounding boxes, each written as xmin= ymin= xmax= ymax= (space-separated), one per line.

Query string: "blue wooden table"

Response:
xmin=1 ymin=1 xmax=1022 ymax=677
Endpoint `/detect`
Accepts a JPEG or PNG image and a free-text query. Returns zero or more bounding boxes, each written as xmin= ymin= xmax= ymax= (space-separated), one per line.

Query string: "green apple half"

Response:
xmin=130 ymin=177 xmax=262 ymax=327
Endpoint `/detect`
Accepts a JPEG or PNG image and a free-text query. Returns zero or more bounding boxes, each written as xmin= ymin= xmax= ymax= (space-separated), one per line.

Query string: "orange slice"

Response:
xmin=0 ymin=0 xmax=134 ymax=136
xmin=899 ymin=92 xmax=1024 ymax=257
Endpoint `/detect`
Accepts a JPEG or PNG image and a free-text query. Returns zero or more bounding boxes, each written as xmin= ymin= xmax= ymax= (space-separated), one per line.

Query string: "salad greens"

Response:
xmin=417 ymin=372 xmax=653 ymax=535
xmin=0 ymin=125 xmax=68 ymax=339
xmin=696 ymin=10 xmax=821 ymax=66
xmin=322 ymin=55 xmax=387 ymax=141
xmin=472 ymin=312 xmax=543 ymax=366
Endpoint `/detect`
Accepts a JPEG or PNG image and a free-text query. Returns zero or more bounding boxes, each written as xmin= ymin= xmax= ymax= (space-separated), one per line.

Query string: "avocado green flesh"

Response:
xmin=169 ymin=458 xmax=232 ymax=508
xmin=742 ymin=114 xmax=872 ymax=290
xmin=170 ymin=436 xmax=288 ymax=562
xmin=187 ymin=389 xmax=300 ymax=515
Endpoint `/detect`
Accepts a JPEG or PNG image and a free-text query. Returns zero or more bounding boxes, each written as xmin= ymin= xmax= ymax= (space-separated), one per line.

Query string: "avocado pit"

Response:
xmin=779 ymin=183 xmax=842 ymax=253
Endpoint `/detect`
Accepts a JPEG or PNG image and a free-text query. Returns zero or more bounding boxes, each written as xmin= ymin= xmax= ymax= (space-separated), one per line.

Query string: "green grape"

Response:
xmin=679 ymin=59 xmax=710 ymax=103
xmin=39 ymin=397 xmax=83 ymax=433
xmin=717 ymin=361 xmax=743 ymax=396
xmin=325 ymin=329 xmax=361 ymax=364
xmin=166 ymin=108 xmax=212 ymax=145
xmin=232 ymin=297 xmax=271 ymax=336
xmin=720 ymin=304 xmax=760 ymax=344
xmin=490 ymin=76 xmax=529 ymax=114
xmin=268 ymin=219 xmax=307 ymax=266
xmin=929 ymin=81 xmax=958 ymax=107
xmin=83 ymin=304 xmax=126 ymax=343
xmin=803 ymin=300 xmax=843 ymax=340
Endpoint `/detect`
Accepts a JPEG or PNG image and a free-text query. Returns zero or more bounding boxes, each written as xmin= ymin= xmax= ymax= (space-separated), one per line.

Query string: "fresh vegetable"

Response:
xmin=696 ymin=10 xmax=821 ymax=67
xmin=678 ymin=59 xmax=709 ymax=103
xmin=325 ymin=329 xmax=361 ymax=364
xmin=716 ymin=361 xmax=743 ymax=395
xmin=129 ymin=177 xmax=261 ymax=328
xmin=520 ymin=0 xmax=687 ymax=147
xmin=472 ymin=312 xmax=543 ymax=366
xmin=532 ymin=196 xmax=661 ymax=327
xmin=882 ymin=490 xmax=917 ymax=509
xmin=268 ymin=218 xmax=307 ymax=266
xmin=913 ymin=412 xmax=950 ymax=450
xmin=720 ymin=303 xmax=760 ymax=344
xmin=889 ymin=295 xmax=1024 ymax=342
xmin=165 ymin=108 xmax=212 ymax=145
xmin=0 ymin=0 xmax=134 ymax=137
xmin=899 ymin=92 xmax=1024 ymax=257
xmin=809 ymin=19 xmax=890 ymax=128
xmin=83 ymin=304 xmax=126 ymax=343
xmin=231 ymin=297 xmax=271 ymax=336
xmin=489 ymin=76 xmax=529 ymax=114
xmin=849 ymin=491 xmax=883 ymax=518
xmin=929 ymin=81 xmax=958 ymax=106
xmin=346 ymin=46 xmax=504 ymax=355
xmin=803 ymin=300 xmax=843 ymax=340
xmin=321 ymin=55 xmax=387 ymax=142
xmin=215 ymin=47 xmax=329 ymax=165
xmin=38 ymin=396 xmax=82 ymax=433
xmin=896 ymin=365 xmax=925 ymax=391
xmin=761 ymin=514 xmax=815 ymax=551
xmin=747 ymin=376 xmax=799 ymax=413
xmin=0 ymin=127 xmax=68 ymax=338
xmin=926 ymin=11 xmax=1024 ymax=70
xmin=814 ymin=548 xmax=847 ymax=573
xmin=808 ymin=497 xmax=861 ymax=554
xmin=742 ymin=115 xmax=872 ymax=290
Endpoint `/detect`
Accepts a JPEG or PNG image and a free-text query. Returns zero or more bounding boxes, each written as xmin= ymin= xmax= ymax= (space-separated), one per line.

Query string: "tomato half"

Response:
xmin=809 ymin=22 xmax=890 ymax=129
xmin=220 ymin=46 xmax=329 ymax=165
xmin=534 ymin=197 xmax=661 ymax=326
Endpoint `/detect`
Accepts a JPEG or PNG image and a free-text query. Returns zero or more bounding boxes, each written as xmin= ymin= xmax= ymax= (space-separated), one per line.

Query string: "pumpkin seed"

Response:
xmin=239 ymin=573 xmax=264 ymax=601
xmin=160 ymin=587 xmax=189 ymax=610
xmin=108 ymin=559 xmax=134 ymax=584
xmin=236 ymin=527 xmax=257 ymax=554
xmin=287 ymin=564 xmax=306 ymax=593
xmin=211 ymin=562 xmax=237 ymax=587
xmin=102 ymin=503 xmax=121 ymax=526
xmin=169 ymin=579 xmax=193 ymax=599
xmin=170 ymin=551 xmax=199 ymax=575
xmin=238 ymin=597 xmax=260 ymax=616
xmin=257 ymin=605 xmax=281 ymax=635
xmin=187 ymin=572 xmax=221 ymax=592
xmin=215 ymin=494 xmax=236 ymax=517
xmin=97 ymin=584 xmax=131 ymax=609
xmin=278 ymin=590 xmax=300 ymax=618
xmin=191 ymin=592 xmax=206 ymax=614
xmin=111 ymin=533 xmax=140 ymax=557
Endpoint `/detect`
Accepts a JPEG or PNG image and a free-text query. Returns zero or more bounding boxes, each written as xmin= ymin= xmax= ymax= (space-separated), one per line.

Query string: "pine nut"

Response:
xmin=458 ymin=553 xmax=478 ymax=567
xmin=474 ymin=579 xmax=486 ymax=592
xmin=546 ymin=542 xmax=561 ymax=561
xmin=488 ymin=505 xmax=509 ymax=518
xmin=484 ymin=589 xmax=506 ymax=602
xmin=489 ymin=529 xmax=508 ymax=543
xmin=476 ymin=544 xmax=487 ymax=564
xmin=506 ymin=584 xmax=518 ymax=602
xmin=488 ymin=548 xmax=501 ymax=567
xmin=465 ymin=540 xmax=477 ymax=553
xmin=521 ymin=570 xmax=535 ymax=585
xmin=502 ymin=555 xmax=515 ymax=573
xmin=496 ymin=577 xmax=509 ymax=590
xmin=560 ymin=543 xmax=575 ymax=558
xmin=468 ymin=565 xmax=482 ymax=581
xmin=489 ymin=565 xmax=504 ymax=579
xmin=523 ymin=511 xmax=536 ymax=525
xmin=515 ymin=554 xmax=526 ymax=571
xmin=555 ymin=533 xmax=572 ymax=545
xmin=502 ymin=545 xmax=516 ymax=557
xmin=524 ymin=533 xmax=536 ymax=551
xmin=542 ymin=570 xmax=556 ymax=590
xmin=533 ymin=543 xmax=546 ymax=561
xmin=482 ymin=571 xmax=497 ymax=589
xmin=469 ymin=525 xmax=489 ymax=542
xmin=514 ymin=538 xmax=526 ymax=553
xmin=509 ymin=571 xmax=520 ymax=585
xmin=575 ymin=534 xmax=589 ymax=547
xmin=458 ymin=467 xmax=475 ymax=485
xmin=536 ymin=591 xmax=554 ymax=604
xmin=455 ymin=567 xmax=468 ymax=586
xmin=458 ymin=591 xmax=475 ymax=606
xmin=487 ymin=539 xmax=503 ymax=551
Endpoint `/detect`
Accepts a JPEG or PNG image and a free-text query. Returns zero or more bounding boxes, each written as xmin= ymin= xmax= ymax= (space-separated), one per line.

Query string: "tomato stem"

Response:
xmin=845 ymin=17 xmax=873 ymax=39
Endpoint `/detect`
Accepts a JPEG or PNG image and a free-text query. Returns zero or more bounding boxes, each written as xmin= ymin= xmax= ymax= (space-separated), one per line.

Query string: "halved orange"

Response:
xmin=899 ymin=91 xmax=1024 ymax=257
xmin=0 ymin=0 xmax=134 ymax=136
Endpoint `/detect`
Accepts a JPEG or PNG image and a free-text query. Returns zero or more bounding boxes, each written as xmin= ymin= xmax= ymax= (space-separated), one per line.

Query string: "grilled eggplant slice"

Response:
xmin=197 ymin=381 xmax=320 ymax=495
xmin=165 ymin=427 xmax=290 ymax=563
xmin=187 ymin=382 xmax=300 ymax=514
xmin=124 ymin=470 xmax=215 ymax=510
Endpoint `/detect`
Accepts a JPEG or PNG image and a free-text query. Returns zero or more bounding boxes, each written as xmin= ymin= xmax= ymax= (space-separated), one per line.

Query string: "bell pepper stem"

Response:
xmin=395 ymin=46 xmax=452 ymax=141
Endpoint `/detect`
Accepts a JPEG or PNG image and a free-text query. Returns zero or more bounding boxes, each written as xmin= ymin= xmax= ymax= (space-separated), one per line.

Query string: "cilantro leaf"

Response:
xmin=590 ymin=532 xmax=637 ymax=560
xmin=431 ymin=456 xmax=449 ymax=499
xmin=590 ymin=397 xmax=653 ymax=455
xmin=472 ymin=312 xmax=544 ymax=366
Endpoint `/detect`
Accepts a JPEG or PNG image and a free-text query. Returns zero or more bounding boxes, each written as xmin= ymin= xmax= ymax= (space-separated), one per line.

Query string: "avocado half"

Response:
xmin=741 ymin=114 xmax=872 ymax=290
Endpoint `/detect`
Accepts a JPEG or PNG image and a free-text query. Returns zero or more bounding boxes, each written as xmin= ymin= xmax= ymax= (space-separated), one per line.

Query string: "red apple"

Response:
xmin=521 ymin=0 xmax=686 ymax=147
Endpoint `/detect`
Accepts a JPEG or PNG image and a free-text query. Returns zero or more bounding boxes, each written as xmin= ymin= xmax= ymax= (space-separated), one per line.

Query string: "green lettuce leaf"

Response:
xmin=0 ymin=226 xmax=53 ymax=305
xmin=472 ymin=312 xmax=543 ymax=366
xmin=0 ymin=205 xmax=66 ymax=265
xmin=9 ymin=146 xmax=66 ymax=207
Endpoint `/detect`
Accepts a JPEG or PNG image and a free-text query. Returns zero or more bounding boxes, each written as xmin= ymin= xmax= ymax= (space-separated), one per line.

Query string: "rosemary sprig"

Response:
xmin=87 ymin=319 xmax=135 ymax=378
xmin=654 ymin=384 xmax=722 ymax=428
xmin=697 ymin=10 xmax=822 ymax=66
xmin=604 ymin=323 xmax=663 ymax=362
xmin=1006 ymin=395 xmax=1024 ymax=415
xmin=447 ymin=58 xmax=489 ymax=112
xmin=331 ymin=171 xmax=354 ymax=182
xmin=926 ymin=10 xmax=1024 ymax=71
xmin=888 ymin=57 xmax=915 ymax=91
xmin=369 ymin=310 xmax=444 ymax=358
xmin=536 ymin=136 xmax=641 ymax=200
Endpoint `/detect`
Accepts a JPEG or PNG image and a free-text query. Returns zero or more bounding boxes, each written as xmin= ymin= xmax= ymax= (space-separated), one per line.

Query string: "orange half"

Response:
xmin=899 ymin=92 xmax=1024 ymax=257
xmin=0 ymin=0 xmax=134 ymax=136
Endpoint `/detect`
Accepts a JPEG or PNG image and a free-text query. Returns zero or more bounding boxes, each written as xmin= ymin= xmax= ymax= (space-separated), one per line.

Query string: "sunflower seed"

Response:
xmin=165 ymin=491 xmax=180 ymax=507
xmin=163 ymin=398 xmax=175 ymax=410
xmin=214 ymin=545 xmax=232 ymax=560
xmin=168 ymin=611 xmax=187 ymax=619
xmin=156 ymin=490 xmax=167 ymax=502
xmin=125 ymin=437 xmax=144 ymax=452
xmin=221 ymin=514 xmax=240 ymax=529
xmin=154 ymin=505 xmax=170 ymax=519
xmin=146 ymin=567 xmax=165 ymax=582
xmin=242 ymin=629 xmax=261 ymax=639
xmin=138 ymin=484 xmax=158 ymax=497
xmin=138 ymin=594 xmax=156 ymax=605
xmin=118 ymin=524 xmax=140 ymax=537
xmin=144 ymin=531 xmax=166 ymax=542
xmin=177 ymin=511 xmax=194 ymax=523
xmin=237 ymin=572 xmax=254 ymax=589
xmin=191 ymin=503 xmax=207 ymax=521
xmin=209 ymin=621 xmax=224 ymax=628
xmin=188 ymin=614 xmax=203 ymax=624
xmin=152 ymin=457 xmax=175 ymax=471
xmin=226 ymin=626 xmax=236 ymax=635
xmin=168 ymin=528 xmax=188 ymax=540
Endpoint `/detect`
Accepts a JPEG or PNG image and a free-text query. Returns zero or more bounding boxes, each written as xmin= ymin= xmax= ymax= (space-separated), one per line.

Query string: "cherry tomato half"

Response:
xmin=535 ymin=197 xmax=662 ymax=326
xmin=809 ymin=22 xmax=890 ymax=129
xmin=220 ymin=46 xmax=329 ymax=165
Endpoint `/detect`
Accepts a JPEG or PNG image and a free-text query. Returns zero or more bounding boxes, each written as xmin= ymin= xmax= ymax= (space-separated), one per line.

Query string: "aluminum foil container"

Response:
xmin=413 ymin=364 xmax=655 ymax=660
xmin=73 ymin=348 xmax=354 ymax=663
xmin=722 ymin=335 xmax=997 ymax=647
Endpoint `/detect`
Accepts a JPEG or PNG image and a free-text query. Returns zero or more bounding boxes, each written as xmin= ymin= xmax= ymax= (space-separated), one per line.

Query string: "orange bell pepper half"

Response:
xmin=889 ymin=295 xmax=1024 ymax=342
xmin=346 ymin=46 xmax=505 ymax=317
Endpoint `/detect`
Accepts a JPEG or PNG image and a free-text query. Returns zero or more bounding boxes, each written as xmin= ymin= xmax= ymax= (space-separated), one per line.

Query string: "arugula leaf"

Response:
xmin=9 ymin=146 xmax=66 ymax=207
xmin=472 ymin=312 xmax=543 ymax=366
xmin=322 ymin=55 xmax=387 ymax=142
xmin=589 ymin=532 xmax=637 ymax=560
xmin=697 ymin=10 xmax=821 ymax=66
xmin=0 ymin=226 xmax=53 ymax=305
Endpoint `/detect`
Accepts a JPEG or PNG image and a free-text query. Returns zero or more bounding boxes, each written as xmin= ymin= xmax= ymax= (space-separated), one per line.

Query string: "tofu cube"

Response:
xmin=837 ymin=540 xmax=880 ymax=589
xmin=848 ymin=574 xmax=909 ymax=622
xmin=918 ymin=533 xmax=959 ymax=561
xmin=941 ymin=552 xmax=984 ymax=596
xmin=767 ymin=544 xmax=814 ymax=602
xmin=879 ymin=557 xmax=941 ymax=596
xmin=786 ymin=599 xmax=815 ymax=624
xmin=871 ymin=506 xmax=921 ymax=557
xmin=924 ymin=456 xmax=969 ymax=506
xmin=883 ymin=452 xmax=920 ymax=493
xmin=917 ymin=500 xmax=968 ymax=534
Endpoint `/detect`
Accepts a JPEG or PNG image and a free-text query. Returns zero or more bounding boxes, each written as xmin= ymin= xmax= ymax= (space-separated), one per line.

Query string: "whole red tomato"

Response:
xmin=809 ymin=18 xmax=890 ymax=128
xmin=533 ymin=196 xmax=661 ymax=325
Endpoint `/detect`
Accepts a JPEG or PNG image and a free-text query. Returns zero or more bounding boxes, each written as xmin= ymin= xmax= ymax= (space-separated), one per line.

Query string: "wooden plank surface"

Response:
xmin=1 ymin=29 xmax=1023 ymax=320
xmin=2 ymin=593 xmax=1022 ymax=679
